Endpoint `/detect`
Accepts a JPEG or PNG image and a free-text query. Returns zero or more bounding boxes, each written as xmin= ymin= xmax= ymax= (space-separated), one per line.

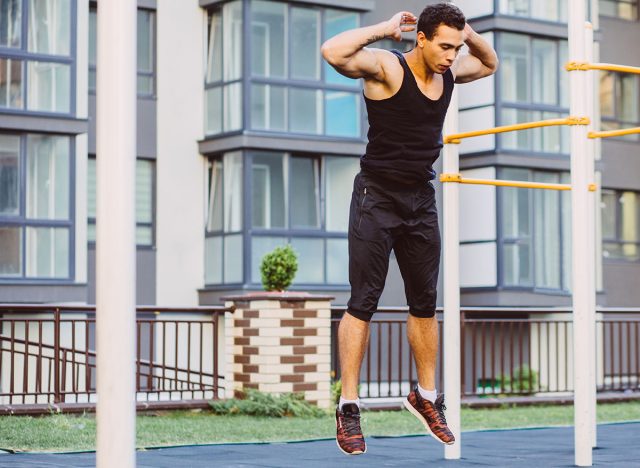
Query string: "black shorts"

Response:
xmin=347 ymin=171 xmax=441 ymax=321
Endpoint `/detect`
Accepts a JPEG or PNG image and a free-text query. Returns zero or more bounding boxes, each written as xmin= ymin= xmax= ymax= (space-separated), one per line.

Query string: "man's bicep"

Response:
xmin=453 ymin=54 xmax=493 ymax=84
xmin=333 ymin=47 xmax=386 ymax=80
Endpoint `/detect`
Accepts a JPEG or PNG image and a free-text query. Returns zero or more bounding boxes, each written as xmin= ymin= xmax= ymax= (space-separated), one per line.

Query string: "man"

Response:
xmin=321 ymin=3 xmax=498 ymax=456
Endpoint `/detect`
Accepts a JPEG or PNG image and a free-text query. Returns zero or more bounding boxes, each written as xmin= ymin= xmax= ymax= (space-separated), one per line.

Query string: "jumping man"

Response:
xmin=321 ymin=3 xmax=498 ymax=455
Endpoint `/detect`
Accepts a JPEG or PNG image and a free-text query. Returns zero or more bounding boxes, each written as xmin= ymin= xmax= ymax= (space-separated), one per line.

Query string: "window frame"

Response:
xmin=601 ymin=188 xmax=640 ymax=262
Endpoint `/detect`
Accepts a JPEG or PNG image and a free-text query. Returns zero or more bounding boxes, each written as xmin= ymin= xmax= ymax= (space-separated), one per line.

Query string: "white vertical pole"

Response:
xmin=568 ymin=0 xmax=593 ymax=465
xmin=584 ymin=22 xmax=598 ymax=450
xmin=96 ymin=0 xmax=137 ymax=467
xmin=443 ymin=87 xmax=461 ymax=460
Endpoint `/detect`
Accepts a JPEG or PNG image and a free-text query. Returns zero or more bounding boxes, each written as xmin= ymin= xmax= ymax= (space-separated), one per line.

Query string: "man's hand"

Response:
xmin=385 ymin=11 xmax=417 ymax=41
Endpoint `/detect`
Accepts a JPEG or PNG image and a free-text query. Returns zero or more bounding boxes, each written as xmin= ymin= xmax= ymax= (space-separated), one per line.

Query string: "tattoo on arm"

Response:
xmin=359 ymin=34 xmax=385 ymax=49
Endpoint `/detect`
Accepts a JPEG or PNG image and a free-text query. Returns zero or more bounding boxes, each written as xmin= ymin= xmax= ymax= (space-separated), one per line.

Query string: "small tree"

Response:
xmin=260 ymin=244 xmax=298 ymax=291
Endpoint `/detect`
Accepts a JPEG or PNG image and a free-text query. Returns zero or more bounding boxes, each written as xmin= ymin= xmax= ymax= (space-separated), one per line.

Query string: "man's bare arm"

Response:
xmin=452 ymin=24 xmax=499 ymax=84
xmin=320 ymin=11 xmax=417 ymax=81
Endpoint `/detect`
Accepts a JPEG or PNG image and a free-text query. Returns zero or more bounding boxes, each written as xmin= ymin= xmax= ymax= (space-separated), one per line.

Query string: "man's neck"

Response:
xmin=404 ymin=48 xmax=436 ymax=84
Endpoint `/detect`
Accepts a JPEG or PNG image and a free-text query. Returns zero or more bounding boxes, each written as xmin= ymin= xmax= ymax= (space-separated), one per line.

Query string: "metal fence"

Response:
xmin=331 ymin=307 xmax=640 ymax=400
xmin=0 ymin=305 xmax=229 ymax=412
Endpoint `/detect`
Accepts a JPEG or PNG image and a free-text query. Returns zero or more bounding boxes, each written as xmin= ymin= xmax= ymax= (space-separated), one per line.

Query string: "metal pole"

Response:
xmin=584 ymin=21 xmax=598 ymax=450
xmin=96 ymin=0 xmax=137 ymax=467
xmin=568 ymin=1 xmax=593 ymax=465
xmin=443 ymin=86 xmax=461 ymax=460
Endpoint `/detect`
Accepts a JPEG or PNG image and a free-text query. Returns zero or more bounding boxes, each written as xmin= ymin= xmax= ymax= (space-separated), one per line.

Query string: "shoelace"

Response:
xmin=342 ymin=412 xmax=362 ymax=435
xmin=434 ymin=400 xmax=448 ymax=426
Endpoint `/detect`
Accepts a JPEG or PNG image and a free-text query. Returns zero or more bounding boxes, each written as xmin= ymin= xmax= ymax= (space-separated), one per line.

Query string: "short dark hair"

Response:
xmin=417 ymin=2 xmax=466 ymax=41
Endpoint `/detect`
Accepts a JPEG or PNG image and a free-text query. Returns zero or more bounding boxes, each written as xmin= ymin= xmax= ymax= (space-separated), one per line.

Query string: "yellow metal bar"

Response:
xmin=443 ymin=117 xmax=590 ymax=144
xmin=440 ymin=174 xmax=597 ymax=192
xmin=566 ymin=61 xmax=640 ymax=75
xmin=588 ymin=127 xmax=640 ymax=139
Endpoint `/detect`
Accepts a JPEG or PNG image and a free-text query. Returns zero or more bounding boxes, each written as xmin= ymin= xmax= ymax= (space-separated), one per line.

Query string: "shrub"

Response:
xmin=260 ymin=245 xmax=298 ymax=291
xmin=209 ymin=389 xmax=325 ymax=418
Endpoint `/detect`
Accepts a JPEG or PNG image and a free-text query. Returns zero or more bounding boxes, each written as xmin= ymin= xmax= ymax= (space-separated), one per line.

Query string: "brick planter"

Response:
xmin=222 ymin=293 xmax=333 ymax=409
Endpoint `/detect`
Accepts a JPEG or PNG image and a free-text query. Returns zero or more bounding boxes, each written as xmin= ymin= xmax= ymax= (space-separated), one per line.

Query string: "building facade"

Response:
xmin=0 ymin=0 xmax=638 ymax=308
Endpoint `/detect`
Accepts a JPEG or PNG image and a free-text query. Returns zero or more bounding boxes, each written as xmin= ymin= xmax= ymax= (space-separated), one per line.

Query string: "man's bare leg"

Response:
xmin=407 ymin=314 xmax=438 ymax=390
xmin=338 ymin=312 xmax=370 ymax=400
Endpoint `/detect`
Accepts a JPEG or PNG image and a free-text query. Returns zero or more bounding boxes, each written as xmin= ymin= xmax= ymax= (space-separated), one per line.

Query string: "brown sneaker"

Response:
xmin=335 ymin=403 xmax=366 ymax=455
xmin=404 ymin=388 xmax=455 ymax=445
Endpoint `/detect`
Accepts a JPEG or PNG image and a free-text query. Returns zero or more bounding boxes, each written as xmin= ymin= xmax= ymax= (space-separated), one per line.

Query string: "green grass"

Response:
xmin=0 ymin=402 xmax=638 ymax=453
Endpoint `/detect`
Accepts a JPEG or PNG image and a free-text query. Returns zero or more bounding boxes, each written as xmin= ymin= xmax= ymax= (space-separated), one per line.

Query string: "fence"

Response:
xmin=331 ymin=307 xmax=640 ymax=400
xmin=0 ymin=304 xmax=229 ymax=412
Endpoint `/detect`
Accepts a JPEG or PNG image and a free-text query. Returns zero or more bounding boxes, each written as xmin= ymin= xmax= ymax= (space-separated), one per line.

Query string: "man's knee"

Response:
xmin=345 ymin=309 xmax=374 ymax=322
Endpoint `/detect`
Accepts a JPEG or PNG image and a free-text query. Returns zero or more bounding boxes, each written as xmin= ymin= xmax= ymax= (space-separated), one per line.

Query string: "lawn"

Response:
xmin=0 ymin=402 xmax=638 ymax=453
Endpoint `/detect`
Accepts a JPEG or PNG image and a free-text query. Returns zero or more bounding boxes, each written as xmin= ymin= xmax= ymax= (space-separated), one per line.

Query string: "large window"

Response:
xmin=0 ymin=0 xmax=73 ymax=114
xmin=89 ymin=7 xmax=156 ymax=96
xmin=602 ymin=190 xmax=640 ymax=261
xmin=498 ymin=33 xmax=569 ymax=154
xmin=87 ymin=157 xmax=155 ymax=246
xmin=600 ymin=71 xmax=639 ymax=141
xmin=0 ymin=133 xmax=73 ymax=279
xmin=600 ymin=0 xmax=638 ymax=20
xmin=204 ymin=150 xmax=359 ymax=286
xmin=499 ymin=0 xmax=568 ymax=22
xmin=499 ymin=168 xmax=571 ymax=290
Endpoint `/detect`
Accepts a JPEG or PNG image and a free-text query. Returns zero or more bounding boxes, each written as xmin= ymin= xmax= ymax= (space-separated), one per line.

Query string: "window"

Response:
xmin=87 ymin=157 xmax=155 ymax=247
xmin=602 ymin=190 xmax=640 ymax=261
xmin=89 ymin=7 xmax=156 ymax=96
xmin=0 ymin=133 xmax=73 ymax=279
xmin=0 ymin=0 xmax=72 ymax=114
xmin=499 ymin=168 xmax=571 ymax=290
xmin=600 ymin=71 xmax=639 ymax=141
xmin=499 ymin=0 xmax=568 ymax=22
xmin=600 ymin=0 xmax=638 ymax=20
xmin=499 ymin=33 xmax=569 ymax=153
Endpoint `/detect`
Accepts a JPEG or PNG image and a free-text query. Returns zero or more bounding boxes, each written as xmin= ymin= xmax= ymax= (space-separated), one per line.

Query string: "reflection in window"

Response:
xmin=252 ymin=0 xmax=286 ymax=79
xmin=27 ymin=61 xmax=71 ymax=113
xmin=0 ymin=58 xmax=22 ymax=109
xmin=600 ymin=71 xmax=640 ymax=141
xmin=602 ymin=189 xmax=640 ymax=261
xmin=0 ymin=134 xmax=20 ymax=217
xmin=600 ymin=0 xmax=638 ymax=20
xmin=500 ymin=0 xmax=567 ymax=22
xmin=27 ymin=0 xmax=71 ymax=56
xmin=0 ymin=0 xmax=22 ymax=48
xmin=290 ymin=157 xmax=320 ymax=229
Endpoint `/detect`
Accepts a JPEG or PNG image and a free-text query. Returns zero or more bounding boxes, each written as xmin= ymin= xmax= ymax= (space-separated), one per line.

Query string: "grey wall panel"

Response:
xmin=0 ymin=284 xmax=87 ymax=303
xmin=601 ymin=140 xmax=640 ymax=190
xmin=602 ymin=263 xmax=640 ymax=307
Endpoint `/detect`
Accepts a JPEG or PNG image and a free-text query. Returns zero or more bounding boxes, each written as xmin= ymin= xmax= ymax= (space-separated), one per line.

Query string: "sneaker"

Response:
xmin=404 ymin=388 xmax=455 ymax=445
xmin=335 ymin=403 xmax=366 ymax=455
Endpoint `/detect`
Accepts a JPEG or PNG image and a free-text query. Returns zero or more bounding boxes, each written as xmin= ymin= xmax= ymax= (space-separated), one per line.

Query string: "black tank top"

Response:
xmin=361 ymin=49 xmax=455 ymax=184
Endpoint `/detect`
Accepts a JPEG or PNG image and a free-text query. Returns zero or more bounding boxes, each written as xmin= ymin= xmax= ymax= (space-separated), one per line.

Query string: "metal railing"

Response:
xmin=331 ymin=307 xmax=640 ymax=400
xmin=0 ymin=305 xmax=230 ymax=412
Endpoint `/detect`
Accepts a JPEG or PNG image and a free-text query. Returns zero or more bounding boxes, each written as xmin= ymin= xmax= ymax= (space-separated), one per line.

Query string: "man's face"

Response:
xmin=418 ymin=24 xmax=464 ymax=74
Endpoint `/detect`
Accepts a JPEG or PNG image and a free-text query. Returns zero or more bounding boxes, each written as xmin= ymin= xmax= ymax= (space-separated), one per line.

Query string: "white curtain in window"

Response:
xmin=534 ymin=172 xmax=561 ymax=289
xmin=26 ymin=135 xmax=69 ymax=220
xmin=223 ymin=152 xmax=242 ymax=232
xmin=28 ymin=0 xmax=70 ymax=56
xmin=223 ymin=0 xmax=243 ymax=81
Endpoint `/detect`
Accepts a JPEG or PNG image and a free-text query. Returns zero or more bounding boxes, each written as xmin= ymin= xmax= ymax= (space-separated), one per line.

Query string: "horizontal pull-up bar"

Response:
xmin=443 ymin=117 xmax=590 ymax=144
xmin=588 ymin=127 xmax=640 ymax=139
xmin=440 ymin=173 xmax=598 ymax=192
xmin=566 ymin=61 xmax=640 ymax=75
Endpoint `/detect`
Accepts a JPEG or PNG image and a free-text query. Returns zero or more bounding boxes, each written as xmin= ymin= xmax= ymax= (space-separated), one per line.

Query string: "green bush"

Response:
xmin=209 ymin=389 xmax=325 ymax=418
xmin=496 ymin=365 xmax=539 ymax=394
xmin=260 ymin=245 xmax=298 ymax=291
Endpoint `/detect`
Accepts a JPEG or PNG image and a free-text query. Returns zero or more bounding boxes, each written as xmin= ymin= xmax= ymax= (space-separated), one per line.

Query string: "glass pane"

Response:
xmin=531 ymin=0 xmax=565 ymax=21
xmin=26 ymin=226 xmax=69 ymax=278
xmin=542 ymin=111 xmax=563 ymax=153
xmin=501 ymin=0 xmax=530 ymax=16
xmin=534 ymin=172 xmax=561 ymax=289
xmin=290 ymin=157 xmax=320 ymax=229
xmin=137 ymin=75 xmax=153 ymax=95
xmin=532 ymin=39 xmax=557 ymax=105
xmin=224 ymin=234 xmax=243 ymax=283
xmin=27 ymin=61 xmax=71 ymax=113
xmin=327 ymin=238 xmax=348 ymax=284
xmin=251 ymin=236 xmax=286 ymax=283
xmin=136 ymin=160 xmax=153 ymax=224
xmin=619 ymin=75 xmax=639 ymax=123
xmin=325 ymin=91 xmax=360 ymax=137
xmin=0 ymin=134 xmax=20 ymax=216
xmin=561 ymin=172 xmax=571 ymax=289
xmin=1 ymin=0 xmax=22 ymax=47
xmin=324 ymin=9 xmax=359 ymax=85
xmin=207 ymin=159 xmax=223 ymax=232
xmin=501 ymin=33 xmax=529 ymax=103
xmin=289 ymin=88 xmax=322 ymax=134
xmin=251 ymin=84 xmax=286 ymax=131
xmin=503 ymin=243 xmax=531 ymax=286
xmin=87 ymin=156 xmax=96 ymax=217
xmin=136 ymin=226 xmax=152 ymax=246
xmin=501 ymin=108 xmax=531 ymax=150
xmin=620 ymin=191 xmax=639 ymax=242
xmin=251 ymin=0 xmax=286 ymax=78
xmin=137 ymin=10 xmax=154 ymax=74
xmin=223 ymin=82 xmax=242 ymax=132
xmin=291 ymin=8 xmax=319 ymax=80
xmin=28 ymin=0 xmax=71 ymax=55
xmin=599 ymin=72 xmax=615 ymax=118
xmin=205 ymin=236 xmax=223 ymax=284
xmin=252 ymin=153 xmax=286 ymax=229
xmin=88 ymin=222 xmax=96 ymax=243
xmin=26 ymin=135 xmax=70 ymax=220
xmin=291 ymin=237 xmax=324 ymax=284
xmin=205 ymin=86 xmax=222 ymax=135
xmin=0 ymin=58 xmax=23 ymax=109
xmin=325 ymin=156 xmax=360 ymax=232
xmin=0 ymin=226 xmax=21 ymax=276
xmin=224 ymin=152 xmax=243 ymax=232
xmin=223 ymin=0 xmax=243 ymax=81
xmin=89 ymin=9 xmax=96 ymax=67
xmin=559 ymin=41 xmax=569 ymax=108
xmin=206 ymin=9 xmax=222 ymax=83
xmin=501 ymin=168 xmax=530 ymax=239
xmin=601 ymin=190 xmax=617 ymax=239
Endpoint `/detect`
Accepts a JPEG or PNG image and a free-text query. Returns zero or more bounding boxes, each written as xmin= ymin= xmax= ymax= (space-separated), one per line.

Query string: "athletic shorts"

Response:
xmin=347 ymin=171 xmax=441 ymax=321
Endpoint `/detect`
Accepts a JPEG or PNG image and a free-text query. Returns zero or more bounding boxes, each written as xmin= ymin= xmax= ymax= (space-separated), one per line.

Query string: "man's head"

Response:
xmin=415 ymin=3 xmax=466 ymax=74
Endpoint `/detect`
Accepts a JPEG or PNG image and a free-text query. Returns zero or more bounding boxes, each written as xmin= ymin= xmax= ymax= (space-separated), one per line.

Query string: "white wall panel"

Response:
xmin=460 ymin=242 xmax=497 ymax=287
xmin=458 ymin=106 xmax=495 ymax=154
xmin=460 ymin=167 xmax=496 ymax=242
xmin=456 ymin=0 xmax=494 ymax=19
